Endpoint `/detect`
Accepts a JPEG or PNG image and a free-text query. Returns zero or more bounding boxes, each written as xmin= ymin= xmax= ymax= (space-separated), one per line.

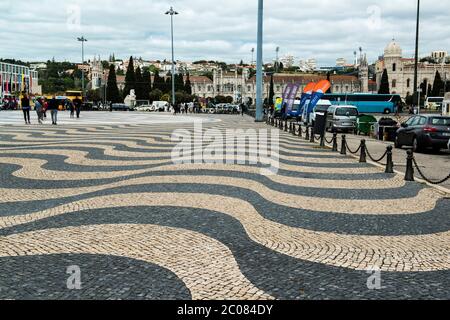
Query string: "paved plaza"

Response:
xmin=0 ymin=111 xmax=448 ymax=300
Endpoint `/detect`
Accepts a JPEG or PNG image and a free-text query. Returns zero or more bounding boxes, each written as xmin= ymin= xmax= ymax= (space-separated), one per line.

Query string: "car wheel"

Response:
xmin=412 ymin=137 xmax=422 ymax=153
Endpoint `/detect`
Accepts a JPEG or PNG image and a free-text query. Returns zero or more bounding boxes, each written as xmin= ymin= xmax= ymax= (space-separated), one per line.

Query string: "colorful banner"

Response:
xmin=306 ymin=80 xmax=331 ymax=115
xmin=285 ymin=83 xmax=301 ymax=115
xmin=275 ymin=97 xmax=283 ymax=111
xmin=298 ymin=82 xmax=316 ymax=113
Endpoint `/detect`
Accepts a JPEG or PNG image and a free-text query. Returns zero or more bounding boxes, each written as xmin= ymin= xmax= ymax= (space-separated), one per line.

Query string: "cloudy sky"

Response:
xmin=0 ymin=0 xmax=448 ymax=66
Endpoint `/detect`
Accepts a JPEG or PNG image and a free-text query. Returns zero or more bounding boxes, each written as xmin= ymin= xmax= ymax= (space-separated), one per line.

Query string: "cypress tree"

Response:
xmin=123 ymin=56 xmax=136 ymax=98
xmin=184 ymin=73 xmax=192 ymax=95
xmin=175 ymin=73 xmax=185 ymax=92
xmin=142 ymin=69 xmax=152 ymax=101
xmin=135 ymin=66 xmax=144 ymax=100
xmin=153 ymin=70 xmax=164 ymax=92
xmin=378 ymin=69 xmax=390 ymax=94
xmin=106 ymin=64 xmax=121 ymax=103
xmin=432 ymin=70 xmax=444 ymax=96
xmin=268 ymin=75 xmax=275 ymax=106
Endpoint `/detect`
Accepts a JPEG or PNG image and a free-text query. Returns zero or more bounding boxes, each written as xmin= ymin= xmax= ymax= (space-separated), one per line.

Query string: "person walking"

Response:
xmin=35 ymin=98 xmax=44 ymax=124
xmin=240 ymin=103 xmax=246 ymax=117
xmin=73 ymin=95 xmax=82 ymax=119
xmin=21 ymin=93 xmax=31 ymax=124
xmin=48 ymin=95 xmax=59 ymax=125
xmin=68 ymin=99 xmax=75 ymax=118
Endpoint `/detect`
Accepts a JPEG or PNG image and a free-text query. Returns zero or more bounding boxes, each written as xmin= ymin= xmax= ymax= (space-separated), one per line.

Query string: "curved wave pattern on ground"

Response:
xmin=0 ymin=115 xmax=448 ymax=300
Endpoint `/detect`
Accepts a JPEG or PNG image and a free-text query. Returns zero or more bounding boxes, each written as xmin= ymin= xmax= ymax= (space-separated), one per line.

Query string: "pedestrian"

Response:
xmin=35 ymin=98 xmax=44 ymax=124
xmin=240 ymin=103 xmax=246 ymax=117
xmin=68 ymin=99 xmax=75 ymax=118
xmin=48 ymin=94 xmax=59 ymax=125
xmin=73 ymin=95 xmax=82 ymax=118
xmin=21 ymin=93 xmax=31 ymax=124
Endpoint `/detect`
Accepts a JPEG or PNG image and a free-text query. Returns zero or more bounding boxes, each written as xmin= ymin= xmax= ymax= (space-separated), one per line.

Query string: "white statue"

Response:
xmin=124 ymin=89 xmax=136 ymax=108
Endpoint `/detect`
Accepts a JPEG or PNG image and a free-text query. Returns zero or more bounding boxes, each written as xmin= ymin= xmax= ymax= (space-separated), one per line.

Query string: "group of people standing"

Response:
xmin=19 ymin=94 xmax=83 ymax=125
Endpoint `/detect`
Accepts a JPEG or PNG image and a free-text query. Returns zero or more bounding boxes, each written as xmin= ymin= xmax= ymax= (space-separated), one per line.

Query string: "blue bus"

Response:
xmin=322 ymin=93 xmax=402 ymax=114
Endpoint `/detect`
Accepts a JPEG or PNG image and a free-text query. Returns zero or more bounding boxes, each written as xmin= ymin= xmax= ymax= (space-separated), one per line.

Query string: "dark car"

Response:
xmin=395 ymin=115 xmax=450 ymax=152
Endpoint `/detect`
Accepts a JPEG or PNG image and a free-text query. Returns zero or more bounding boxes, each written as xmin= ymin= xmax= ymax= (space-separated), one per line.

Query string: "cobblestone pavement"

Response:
xmin=0 ymin=112 xmax=449 ymax=300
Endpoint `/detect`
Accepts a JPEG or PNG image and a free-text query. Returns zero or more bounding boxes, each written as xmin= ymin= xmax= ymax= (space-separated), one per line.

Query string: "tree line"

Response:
xmin=106 ymin=56 xmax=193 ymax=104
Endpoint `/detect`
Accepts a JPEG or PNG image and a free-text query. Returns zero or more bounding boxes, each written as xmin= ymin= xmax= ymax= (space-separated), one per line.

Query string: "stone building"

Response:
xmin=376 ymin=39 xmax=450 ymax=98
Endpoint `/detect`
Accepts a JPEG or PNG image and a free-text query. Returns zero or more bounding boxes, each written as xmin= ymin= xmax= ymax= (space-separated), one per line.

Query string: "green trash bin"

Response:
xmin=357 ymin=114 xmax=377 ymax=136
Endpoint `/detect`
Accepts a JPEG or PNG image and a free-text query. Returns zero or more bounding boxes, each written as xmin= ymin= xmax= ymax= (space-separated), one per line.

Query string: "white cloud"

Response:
xmin=0 ymin=0 xmax=448 ymax=65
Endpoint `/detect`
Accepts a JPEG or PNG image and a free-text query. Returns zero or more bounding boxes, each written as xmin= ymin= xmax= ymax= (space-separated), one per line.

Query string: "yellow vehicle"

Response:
xmin=65 ymin=91 xmax=83 ymax=101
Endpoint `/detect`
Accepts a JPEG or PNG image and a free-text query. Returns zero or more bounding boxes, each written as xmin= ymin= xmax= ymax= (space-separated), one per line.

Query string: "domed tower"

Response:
xmin=383 ymin=39 xmax=403 ymax=94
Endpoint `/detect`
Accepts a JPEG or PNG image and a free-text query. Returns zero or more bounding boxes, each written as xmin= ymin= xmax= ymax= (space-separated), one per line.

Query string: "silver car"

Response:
xmin=326 ymin=105 xmax=359 ymax=133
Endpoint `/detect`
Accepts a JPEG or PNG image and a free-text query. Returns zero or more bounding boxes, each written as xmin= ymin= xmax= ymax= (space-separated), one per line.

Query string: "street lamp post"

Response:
xmin=77 ymin=36 xmax=88 ymax=101
xmin=165 ymin=7 xmax=178 ymax=108
xmin=255 ymin=0 xmax=264 ymax=122
xmin=413 ymin=0 xmax=420 ymax=109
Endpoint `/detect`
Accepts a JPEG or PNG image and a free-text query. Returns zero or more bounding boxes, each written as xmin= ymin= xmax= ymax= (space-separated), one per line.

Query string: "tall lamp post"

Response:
xmin=255 ymin=0 xmax=264 ymax=122
xmin=413 ymin=0 xmax=420 ymax=109
xmin=77 ymin=36 xmax=88 ymax=101
xmin=165 ymin=7 xmax=178 ymax=108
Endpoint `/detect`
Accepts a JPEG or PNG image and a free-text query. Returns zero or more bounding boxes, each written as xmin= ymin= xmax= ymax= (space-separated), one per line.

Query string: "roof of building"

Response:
xmin=384 ymin=39 xmax=403 ymax=58
xmin=248 ymin=73 xmax=359 ymax=84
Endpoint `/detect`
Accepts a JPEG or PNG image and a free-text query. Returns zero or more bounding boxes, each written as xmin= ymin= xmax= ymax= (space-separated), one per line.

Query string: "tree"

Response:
xmin=268 ymin=75 xmax=275 ymax=106
xmin=87 ymin=89 xmax=101 ymax=102
xmin=239 ymin=60 xmax=244 ymax=66
xmin=123 ymin=56 xmax=136 ymax=98
xmin=149 ymin=89 xmax=162 ymax=102
xmin=153 ymin=70 xmax=165 ymax=92
xmin=184 ymin=73 xmax=192 ymax=95
xmin=106 ymin=64 xmax=122 ymax=103
xmin=432 ymin=70 xmax=444 ymax=96
xmin=378 ymin=69 xmax=390 ymax=94
xmin=326 ymin=72 xmax=332 ymax=94
xmin=175 ymin=73 xmax=185 ymax=92
xmin=142 ymin=69 xmax=152 ymax=101
xmin=134 ymin=67 xmax=145 ymax=100
xmin=165 ymin=76 xmax=172 ymax=94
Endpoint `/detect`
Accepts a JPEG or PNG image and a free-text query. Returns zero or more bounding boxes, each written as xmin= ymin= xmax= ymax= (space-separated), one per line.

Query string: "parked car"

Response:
xmin=111 ymin=103 xmax=133 ymax=111
xmin=395 ymin=115 xmax=450 ymax=152
xmin=325 ymin=105 xmax=359 ymax=133
xmin=135 ymin=105 xmax=153 ymax=112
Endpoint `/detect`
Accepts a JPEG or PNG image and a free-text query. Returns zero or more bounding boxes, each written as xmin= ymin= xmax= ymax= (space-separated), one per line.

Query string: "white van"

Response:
xmin=302 ymin=99 xmax=332 ymax=127
xmin=152 ymin=101 xmax=169 ymax=112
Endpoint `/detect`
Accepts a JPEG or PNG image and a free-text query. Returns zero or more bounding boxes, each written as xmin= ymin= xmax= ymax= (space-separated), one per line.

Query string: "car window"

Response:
xmin=409 ymin=117 xmax=421 ymax=126
xmin=418 ymin=117 xmax=427 ymax=126
xmin=405 ymin=117 xmax=416 ymax=126
xmin=430 ymin=118 xmax=450 ymax=126
xmin=336 ymin=108 xmax=358 ymax=116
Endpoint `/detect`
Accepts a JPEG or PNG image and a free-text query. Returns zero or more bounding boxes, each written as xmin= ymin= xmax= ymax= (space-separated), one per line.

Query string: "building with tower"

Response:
xmin=376 ymin=39 xmax=450 ymax=98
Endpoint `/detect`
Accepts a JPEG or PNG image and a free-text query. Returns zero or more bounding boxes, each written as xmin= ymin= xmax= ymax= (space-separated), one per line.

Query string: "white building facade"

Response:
xmin=0 ymin=61 xmax=41 ymax=98
xmin=376 ymin=40 xmax=450 ymax=98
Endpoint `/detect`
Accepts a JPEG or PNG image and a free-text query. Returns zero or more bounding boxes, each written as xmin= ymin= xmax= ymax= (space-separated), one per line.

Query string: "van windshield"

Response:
xmin=336 ymin=108 xmax=358 ymax=116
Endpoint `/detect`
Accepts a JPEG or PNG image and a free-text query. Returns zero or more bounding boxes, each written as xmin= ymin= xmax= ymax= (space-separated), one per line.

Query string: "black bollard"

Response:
xmin=285 ymin=120 xmax=288 ymax=132
xmin=385 ymin=146 xmax=394 ymax=174
xmin=340 ymin=135 xmax=347 ymax=155
xmin=320 ymin=134 xmax=325 ymax=147
xmin=305 ymin=126 xmax=310 ymax=141
xmin=298 ymin=124 xmax=303 ymax=138
xmin=310 ymin=127 xmax=315 ymax=143
xmin=332 ymin=133 xmax=338 ymax=152
xmin=405 ymin=150 xmax=415 ymax=181
xmin=359 ymin=140 xmax=367 ymax=163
